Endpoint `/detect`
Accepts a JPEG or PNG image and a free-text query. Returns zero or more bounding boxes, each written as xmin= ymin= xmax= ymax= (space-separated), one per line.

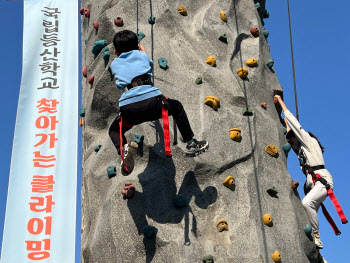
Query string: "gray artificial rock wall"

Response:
xmin=80 ymin=0 xmax=319 ymax=262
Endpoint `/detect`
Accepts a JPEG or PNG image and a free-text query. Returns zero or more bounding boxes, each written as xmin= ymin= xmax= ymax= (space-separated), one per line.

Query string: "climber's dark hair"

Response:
xmin=286 ymin=130 xmax=325 ymax=153
xmin=113 ymin=30 xmax=138 ymax=55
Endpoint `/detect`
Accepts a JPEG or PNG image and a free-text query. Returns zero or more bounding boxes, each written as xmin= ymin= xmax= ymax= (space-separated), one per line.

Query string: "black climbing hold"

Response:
xmin=219 ymin=33 xmax=227 ymax=44
xmin=267 ymin=187 xmax=278 ymax=196
xmin=143 ymin=225 xmax=155 ymax=238
xmin=242 ymin=107 xmax=253 ymax=116
xmin=107 ymin=165 xmax=116 ymax=178
xmin=94 ymin=145 xmax=102 ymax=153
xmin=195 ymin=76 xmax=203 ymax=85
xmin=264 ymin=10 xmax=270 ymax=18
xmin=148 ymin=16 xmax=155 ymax=24
xmin=266 ymin=59 xmax=274 ymax=70
xmin=137 ymin=31 xmax=146 ymax=41
xmin=133 ymin=133 xmax=144 ymax=144
xmin=102 ymin=47 xmax=110 ymax=60
xmin=263 ymin=30 xmax=269 ymax=38
xmin=158 ymin=57 xmax=168 ymax=70
xmin=92 ymin=40 xmax=107 ymax=55
xmin=174 ymin=194 xmax=189 ymax=208
xmin=80 ymin=107 xmax=85 ymax=117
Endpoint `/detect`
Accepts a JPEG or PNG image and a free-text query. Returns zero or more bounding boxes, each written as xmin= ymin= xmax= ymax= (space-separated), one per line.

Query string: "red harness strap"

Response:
xmin=161 ymin=102 xmax=172 ymax=157
xmin=119 ymin=115 xmax=134 ymax=173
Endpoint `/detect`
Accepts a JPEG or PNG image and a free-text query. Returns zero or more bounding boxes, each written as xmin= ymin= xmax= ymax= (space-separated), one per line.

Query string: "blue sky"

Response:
xmin=0 ymin=0 xmax=349 ymax=262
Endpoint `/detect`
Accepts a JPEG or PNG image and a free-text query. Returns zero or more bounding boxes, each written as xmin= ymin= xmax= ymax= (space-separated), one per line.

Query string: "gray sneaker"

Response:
xmin=314 ymin=233 xmax=323 ymax=249
xmin=185 ymin=139 xmax=209 ymax=157
xmin=121 ymin=142 xmax=138 ymax=175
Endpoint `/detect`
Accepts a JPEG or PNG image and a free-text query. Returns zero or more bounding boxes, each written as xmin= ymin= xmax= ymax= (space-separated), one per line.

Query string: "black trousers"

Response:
xmin=109 ymin=96 xmax=194 ymax=154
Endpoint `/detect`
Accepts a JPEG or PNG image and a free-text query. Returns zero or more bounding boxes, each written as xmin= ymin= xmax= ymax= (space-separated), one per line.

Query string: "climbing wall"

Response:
xmin=80 ymin=0 xmax=320 ymax=262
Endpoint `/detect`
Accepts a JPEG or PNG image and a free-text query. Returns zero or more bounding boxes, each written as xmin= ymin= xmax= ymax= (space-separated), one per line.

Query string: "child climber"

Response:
xmin=109 ymin=30 xmax=209 ymax=175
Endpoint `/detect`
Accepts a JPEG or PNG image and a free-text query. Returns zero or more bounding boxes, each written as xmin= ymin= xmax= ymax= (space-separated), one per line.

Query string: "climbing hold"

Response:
xmin=267 ymin=187 xmax=278 ymax=196
xmin=263 ymin=214 xmax=273 ymax=226
xmin=107 ymin=165 xmax=116 ymax=178
xmin=282 ymin=143 xmax=291 ymax=155
xmin=84 ymin=8 xmax=90 ymax=18
xmin=261 ymin=19 xmax=265 ymax=26
xmin=114 ymin=17 xmax=124 ymax=27
xmin=177 ymin=6 xmax=187 ymax=16
xmin=88 ymin=75 xmax=95 ymax=85
xmin=102 ymin=47 xmax=110 ymax=60
xmin=304 ymin=224 xmax=312 ymax=237
xmin=204 ymin=96 xmax=220 ymax=111
xmin=202 ymin=255 xmax=214 ymax=263
xmin=217 ymin=219 xmax=228 ymax=232
xmin=264 ymin=10 xmax=270 ymax=18
xmin=223 ymin=175 xmax=235 ymax=189
xmin=82 ymin=66 xmax=87 ymax=78
xmin=148 ymin=16 xmax=155 ymax=24
xmin=219 ymin=33 xmax=227 ymax=44
xmin=122 ymin=182 xmax=136 ymax=199
xmin=255 ymin=3 xmax=261 ymax=9
xmin=158 ymin=57 xmax=168 ymax=70
xmin=92 ymin=40 xmax=107 ymax=55
xmin=229 ymin=128 xmax=241 ymax=142
xmin=80 ymin=7 xmax=85 ymax=15
xmin=266 ymin=59 xmax=274 ymax=70
xmin=282 ymin=127 xmax=287 ymax=135
xmin=265 ymin=145 xmax=278 ymax=157
xmin=137 ymin=31 xmax=146 ymax=41
xmin=174 ymin=194 xmax=189 ymax=208
xmin=237 ymin=67 xmax=248 ymax=79
xmin=260 ymin=102 xmax=267 ymax=109
xmin=85 ymin=38 xmax=88 ymax=44
xmin=133 ymin=133 xmax=144 ymax=144
xmin=263 ymin=30 xmax=269 ymax=38
xmin=242 ymin=107 xmax=253 ymax=116
xmin=220 ymin=11 xmax=227 ymax=22
xmin=206 ymin=56 xmax=216 ymax=67
xmin=94 ymin=145 xmax=102 ymax=152
xmin=195 ymin=76 xmax=203 ymax=85
xmin=79 ymin=117 xmax=84 ymax=127
xmin=143 ymin=225 xmax=155 ymax=238
xmin=246 ymin=58 xmax=258 ymax=67
xmin=292 ymin=181 xmax=299 ymax=190
xmin=250 ymin=27 xmax=259 ymax=37
xmin=93 ymin=21 xmax=99 ymax=30
xmin=271 ymin=251 xmax=281 ymax=263
xmin=79 ymin=107 xmax=85 ymax=117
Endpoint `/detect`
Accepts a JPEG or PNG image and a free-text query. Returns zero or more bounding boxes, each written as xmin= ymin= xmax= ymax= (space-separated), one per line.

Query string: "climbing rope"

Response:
xmin=286 ymin=0 xmax=299 ymax=121
xmin=149 ymin=0 xmax=155 ymax=84
xmin=136 ymin=0 xmax=139 ymax=34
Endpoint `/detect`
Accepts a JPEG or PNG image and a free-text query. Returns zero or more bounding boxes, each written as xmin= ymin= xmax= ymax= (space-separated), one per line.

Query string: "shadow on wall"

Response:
xmin=126 ymin=121 xmax=217 ymax=263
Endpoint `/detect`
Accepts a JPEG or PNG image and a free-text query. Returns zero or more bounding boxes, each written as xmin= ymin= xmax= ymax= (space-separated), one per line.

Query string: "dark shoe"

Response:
xmin=121 ymin=142 xmax=138 ymax=175
xmin=185 ymin=139 xmax=209 ymax=157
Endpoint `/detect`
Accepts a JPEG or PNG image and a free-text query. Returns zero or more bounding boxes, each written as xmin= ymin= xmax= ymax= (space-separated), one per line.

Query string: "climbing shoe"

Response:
xmin=185 ymin=139 xmax=209 ymax=157
xmin=121 ymin=142 xmax=138 ymax=176
xmin=314 ymin=233 xmax=323 ymax=249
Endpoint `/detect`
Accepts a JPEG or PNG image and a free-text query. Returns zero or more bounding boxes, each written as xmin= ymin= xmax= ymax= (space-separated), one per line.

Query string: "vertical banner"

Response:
xmin=1 ymin=0 xmax=78 ymax=262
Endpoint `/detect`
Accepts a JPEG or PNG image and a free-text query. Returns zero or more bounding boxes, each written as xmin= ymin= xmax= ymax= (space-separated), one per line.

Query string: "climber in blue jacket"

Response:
xmin=109 ymin=30 xmax=209 ymax=175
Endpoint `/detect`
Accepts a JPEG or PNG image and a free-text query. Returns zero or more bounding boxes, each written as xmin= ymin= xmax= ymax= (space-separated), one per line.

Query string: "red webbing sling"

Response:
xmin=161 ymin=99 xmax=172 ymax=157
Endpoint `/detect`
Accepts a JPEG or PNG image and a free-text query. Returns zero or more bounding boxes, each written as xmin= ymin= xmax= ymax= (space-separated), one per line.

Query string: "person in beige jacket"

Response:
xmin=274 ymin=95 xmax=333 ymax=250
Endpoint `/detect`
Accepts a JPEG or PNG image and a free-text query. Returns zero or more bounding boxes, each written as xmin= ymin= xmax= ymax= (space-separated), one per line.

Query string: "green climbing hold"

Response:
xmin=242 ymin=107 xmax=253 ymax=116
xmin=267 ymin=187 xmax=278 ymax=196
xmin=174 ymin=194 xmax=189 ymax=208
xmin=203 ymin=254 xmax=214 ymax=263
xmin=304 ymin=224 xmax=312 ymax=237
xmin=92 ymin=40 xmax=107 ymax=55
xmin=137 ymin=31 xmax=146 ymax=41
xmin=266 ymin=59 xmax=274 ymax=70
xmin=80 ymin=107 xmax=85 ymax=117
xmin=255 ymin=3 xmax=261 ymax=9
xmin=282 ymin=143 xmax=292 ymax=155
xmin=143 ymin=225 xmax=155 ymax=238
xmin=94 ymin=145 xmax=102 ymax=152
xmin=282 ymin=127 xmax=287 ymax=135
xmin=219 ymin=33 xmax=227 ymax=44
xmin=158 ymin=57 xmax=168 ymax=70
xmin=148 ymin=16 xmax=155 ymax=24
xmin=107 ymin=165 xmax=116 ymax=178
xmin=264 ymin=10 xmax=270 ymax=18
xmin=195 ymin=76 xmax=203 ymax=85
xmin=133 ymin=133 xmax=144 ymax=144
xmin=102 ymin=47 xmax=110 ymax=60
xmin=263 ymin=30 xmax=269 ymax=38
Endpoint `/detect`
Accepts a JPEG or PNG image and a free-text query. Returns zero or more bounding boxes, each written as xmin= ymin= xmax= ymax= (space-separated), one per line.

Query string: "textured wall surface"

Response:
xmin=80 ymin=0 xmax=319 ymax=262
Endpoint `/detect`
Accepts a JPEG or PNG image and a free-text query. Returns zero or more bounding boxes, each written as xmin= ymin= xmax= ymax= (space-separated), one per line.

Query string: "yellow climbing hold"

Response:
xmin=271 ymin=251 xmax=281 ymax=263
xmin=229 ymin=128 xmax=241 ymax=142
xmin=204 ymin=96 xmax=220 ymax=111
xmin=206 ymin=56 xmax=216 ymax=67
xmin=220 ymin=11 xmax=227 ymax=22
xmin=217 ymin=219 xmax=228 ymax=232
xmin=263 ymin=214 xmax=273 ymax=226
xmin=223 ymin=176 xmax=235 ymax=189
xmin=177 ymin=6 xmax=187 ymax=16
xmin=265 ymin=145 xmax=278 ymax=157
xmin=246 ymin=58 xmax=258 ymax=67
xmin=237 ymin=67 xmax=248 ymax=79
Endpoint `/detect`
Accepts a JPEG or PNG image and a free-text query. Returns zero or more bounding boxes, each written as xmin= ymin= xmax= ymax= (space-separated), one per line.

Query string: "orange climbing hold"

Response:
xmin=88 ymin=75 xmax=95 ymax=85
xmin=260 ymin=102 xmax=267 ymax=109
xmin=114 ymin=17 xmax=124 ymax=27
xmin=121 ymin=182 xmax=136 ymax=198
xmin=292 ymin=181 xmax=299 ymax=190
xmin=263 ymin=214 xmax=273 ymax=226
xmin=206 ymin=56 xmax=216 ymax=67
xmin=177 ymin=6 xmax=187 ymax=16
xmin=79 ymin=117 xmax=84 ymax=127
xmin=84 ymin=8 xmax=90 ymax=18
xmin=217 ymin=219 xmax=228 ymax=232
xmin=246 ymin=58 xmax=258 ymax=67
xmin=265 ymin=145 xmax=278 ymax=157
xmin=82 ymin=66 xmax=87 ymax=78
xmin=271 ymin=251 xmax=281 ymax=263
xmin=220 ymin=11 xmax=227 ymax=22
xmin=250 ymin=27 xmax=259 ymax=37
xmin=223 ymin=176 xmax=235 ymax=189
xmin=229 ymin=128 xmax=241 ymax=142
xmin=204 ymin=96 xmax=220 ymax=111
xmin=237 ymin=67 xmax=248 ymax=79
xmin=93 ymin=21 xmax=99 ymax=30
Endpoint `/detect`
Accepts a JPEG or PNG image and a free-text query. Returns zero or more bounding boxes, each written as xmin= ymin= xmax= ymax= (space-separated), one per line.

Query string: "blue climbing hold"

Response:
xmin=134 ymin=133 xmax=144 ymax=144
xmin=282 ymin=127 xmax=287 ymax=135
xmin=174 ymin=194 xmax=189 ymax=208
xmin=263 ymin=30 xmax=269 ymax=39
xmin=143 ymin=225 xmax=155 ymax=238
xmin=266 ymin=59 xmax=274 ymax=70
xmin=158 ymin=57 xmax=168 ymax=70
xmin=255 ymin=3 xmax=261 ymax=9
xmin=80 ymin=107 xmax=85 ymax=117
xmin=107 ymin=165 xmax=116 ymax=178
xmin=304 ymin=224 xmax=312 ymax=237
xmin=148 ymin=16 xmax=155 ymax=24
xmin=282 ymin=143 xmax=292 ymax=155
xmin=102 ymin=47 xmax=110 ymax=60
xmin=264 ymin=10 xmax=270 ymax=18
xmin=92 ymin=40 xmax=107 ymax=55
xmin=94 ymin=145 xmax=102 ymax=153
xmin=137 ymin=31 xmax=146 ymax=41
xmin=85 ymin=38 xmax=88 ymax=44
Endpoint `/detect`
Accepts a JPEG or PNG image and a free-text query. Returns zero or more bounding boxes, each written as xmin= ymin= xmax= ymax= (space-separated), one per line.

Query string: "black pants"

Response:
xmin=109 ymin=96 xmax=194 ymax=154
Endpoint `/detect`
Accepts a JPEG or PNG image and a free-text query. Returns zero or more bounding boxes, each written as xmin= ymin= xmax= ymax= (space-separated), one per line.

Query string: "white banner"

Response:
xmin=1 ymin=0 xmax=78 ymax=262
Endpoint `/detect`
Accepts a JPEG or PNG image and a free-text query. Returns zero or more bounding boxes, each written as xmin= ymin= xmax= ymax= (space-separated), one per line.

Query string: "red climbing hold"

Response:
xmin=84 ymin=8 xmax=90 ymax=18
xmin=88 ymin=75 xmax=94 ymax=84
xmin=260 ymin=102 xmax=267 ymax=109
xmin=80 ymin=7 xmax=85 ymax=15
xmin=93 ymin=21 xmax=99 ymax=30
xmin=121 ymin=182 xmax=136 ymax=199
xmin=292 ymin=181 xmax=299 ymax=190
xmin=114 ymin=17 xmax=124 ymax=27
xmin=250 ymin=27 xmax=259 ymax=37
xmin=82 ymin=66 xmax=87 ymax=78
